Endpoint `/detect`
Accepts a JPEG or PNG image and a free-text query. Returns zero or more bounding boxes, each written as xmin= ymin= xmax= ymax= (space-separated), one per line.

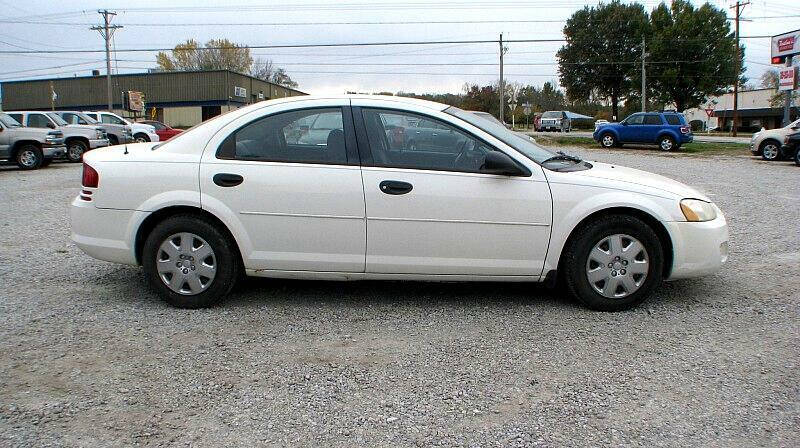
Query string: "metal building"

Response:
xmin=1 ymin=70 xmax=306 ymax=127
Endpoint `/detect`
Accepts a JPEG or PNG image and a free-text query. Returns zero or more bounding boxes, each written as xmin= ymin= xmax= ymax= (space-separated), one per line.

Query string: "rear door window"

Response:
xmin=644 ymin=114 xmax=662 ymax=125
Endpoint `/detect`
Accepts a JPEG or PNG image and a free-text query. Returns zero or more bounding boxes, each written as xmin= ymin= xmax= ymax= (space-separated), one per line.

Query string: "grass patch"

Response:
xmin=533 ymin=134 xmax=750 ymax=155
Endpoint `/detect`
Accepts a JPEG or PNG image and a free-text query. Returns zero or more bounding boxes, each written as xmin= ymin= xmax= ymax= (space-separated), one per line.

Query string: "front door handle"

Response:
xmin=213 ymin=173 xmax=244 ymax=187
xmin=379 ymin=180 xmax=413 ymax=195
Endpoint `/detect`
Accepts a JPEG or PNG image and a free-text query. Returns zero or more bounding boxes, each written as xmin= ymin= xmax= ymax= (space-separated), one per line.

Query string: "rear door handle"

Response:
xmin=213 ymin=173 xmax=244 ymax=187
xmin=379 ymin=180 xmax=413 ymax=195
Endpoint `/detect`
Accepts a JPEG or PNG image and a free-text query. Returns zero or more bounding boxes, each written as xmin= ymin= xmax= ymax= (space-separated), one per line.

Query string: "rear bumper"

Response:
xmin=680 ymin=134 xmax=694 ymax=144
xmin=70 ymin=197 xmax=143 ymax=265
xmin=665 ymin=211 xmax=728 ymax=280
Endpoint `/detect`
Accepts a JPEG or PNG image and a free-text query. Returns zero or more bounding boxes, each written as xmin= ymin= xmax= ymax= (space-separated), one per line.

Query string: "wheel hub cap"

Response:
xmin=156 ymin=232 xmax=216 ymax=295
xmin=586 ymin=233 xmax=649 ymax=299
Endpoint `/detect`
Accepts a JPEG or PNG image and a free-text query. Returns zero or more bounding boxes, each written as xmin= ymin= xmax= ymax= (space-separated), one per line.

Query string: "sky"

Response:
xmin=0 ymin=0 xmax=798 ymax=96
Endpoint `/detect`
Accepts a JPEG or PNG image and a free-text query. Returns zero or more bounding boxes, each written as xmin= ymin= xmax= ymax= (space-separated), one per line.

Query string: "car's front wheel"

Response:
xmin=760 ymin=140 xmax=781 ymax=161
xmin=562 ymin=214 xmax=664 ymax=311
xmin=67 ymin=140 xmax=88 ymax=163
xmin=16 ymin=144 xmax=43 ymax=170
xmin=142 ymin=215 xmax=240 ymax=308
xmin=600 ymin=133 xmax=616 ymax=148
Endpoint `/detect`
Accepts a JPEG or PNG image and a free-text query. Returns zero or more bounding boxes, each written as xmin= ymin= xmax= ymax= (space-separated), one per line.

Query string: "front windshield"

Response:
xmin=47 ymin=113 xmax=68 ymax=126
xmin=541 ymin=111 xmax=561 ymax=118
xmin=0 ymin=113 xmax=21 ymax=127
xmin=445 ymin=106 xmax=555 ymax=163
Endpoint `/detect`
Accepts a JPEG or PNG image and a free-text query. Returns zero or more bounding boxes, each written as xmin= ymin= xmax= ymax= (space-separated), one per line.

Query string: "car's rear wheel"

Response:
xmin=659 ymin=135 xmax=675 ymax=151
xmin=134 ymin=133 xmax=150 ymax=143
xmin=760 ymin=140 xmax=781 ymax=161
xmin=16 ymin=144 xmax=43 ymax=170
xmin=600 ymin=133 xmax=616 ymax=148
xmin=142 ymin=215 xmax=240 ymax=308
xmin=67 ymin=140 xmax=88 ymax=163
xmin=562 ymin=214 xmax=664 ymax=311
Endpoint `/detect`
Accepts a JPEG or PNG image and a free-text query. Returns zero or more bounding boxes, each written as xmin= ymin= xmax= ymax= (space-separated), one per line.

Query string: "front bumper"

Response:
xmin=89 ymin=138 xmax=110 ymax=149
xmin=664 ymin=211 xmax=729 ymax=280
xmin=42 ymin=144 xmax=66 ymax=159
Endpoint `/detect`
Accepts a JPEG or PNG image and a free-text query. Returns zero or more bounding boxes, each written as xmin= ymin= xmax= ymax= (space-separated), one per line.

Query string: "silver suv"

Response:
xmin=56 ymin=111 xmax=133 ymax=146
xmin=0 ymin=113 xmax=66 ymax=169
xmin=7 ymin=111 xmax=108 ymax=162
xmin=539 ymin=111 xmax=571 ymax=132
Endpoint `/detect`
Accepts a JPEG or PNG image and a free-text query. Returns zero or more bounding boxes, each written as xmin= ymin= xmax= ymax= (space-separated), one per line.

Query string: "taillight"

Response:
xmin=680 ymin=126 xmax=690 ymax=134
xmin=82 ymin=163 xmax=99 ymax=188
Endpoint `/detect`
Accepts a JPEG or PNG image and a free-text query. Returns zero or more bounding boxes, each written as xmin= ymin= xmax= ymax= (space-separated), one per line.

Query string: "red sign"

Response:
xmin=705 ymin=108 xmax=714 ymax=117
xmin=778 ymin=36 xmax=796 ymax=53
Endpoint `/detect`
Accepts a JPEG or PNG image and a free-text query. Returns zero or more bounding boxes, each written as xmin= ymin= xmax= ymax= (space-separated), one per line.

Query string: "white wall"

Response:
xmin=163 ymin=107 xmax=202 ymax=128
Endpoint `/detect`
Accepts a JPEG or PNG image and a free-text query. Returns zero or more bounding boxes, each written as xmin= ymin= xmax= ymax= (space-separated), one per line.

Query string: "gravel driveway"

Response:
xmin=1 ymin=149 xmax=798 ymax=447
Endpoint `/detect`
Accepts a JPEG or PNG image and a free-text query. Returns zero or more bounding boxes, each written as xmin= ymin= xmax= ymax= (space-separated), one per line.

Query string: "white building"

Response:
xmin=683 ymin=88 xmax=797 ymax=131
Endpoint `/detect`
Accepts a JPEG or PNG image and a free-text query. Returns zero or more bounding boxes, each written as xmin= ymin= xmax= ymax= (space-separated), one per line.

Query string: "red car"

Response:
xmin=139 ymin=120 xmax=183 ymax=141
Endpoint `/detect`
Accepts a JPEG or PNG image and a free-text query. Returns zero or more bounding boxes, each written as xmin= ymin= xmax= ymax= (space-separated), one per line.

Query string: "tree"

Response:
xmin=760 ymin=65 xmax=799 ymax=108
xmin=157 ymin=39 xmax=298 ymax=88
xmin=557 ymin=1 xmax=649 ymax=120
xmin=647 ymin=0 xmax=744 ymax=111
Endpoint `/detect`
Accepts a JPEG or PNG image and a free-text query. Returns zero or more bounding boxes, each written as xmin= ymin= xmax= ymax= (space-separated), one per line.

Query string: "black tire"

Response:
xmin=142 ymin=214 xmax=240 ymax=308
xmin=66 ymin=139 xmax=88 ymax=163
xmin=794 ymin=148 xmax=800 ymax=167
xmin=760 ymin=140 xmax=781 ymax=161
xmin=15 ymin=144 xmax=43 ymax=170
xmin=599 ymin=132 xmax=617 ymax=148
xmin=562 ymin=214 xmax=664 ymax=311
xmin=41 ymin=158 xmax=53 ymax=167
xmin=658 ymin=135 xmax=676 ymax=151
xmin=134 ymin=133 xmax=150 ymax=143
xmin=108 ymin=135 xmax=119 ymax=146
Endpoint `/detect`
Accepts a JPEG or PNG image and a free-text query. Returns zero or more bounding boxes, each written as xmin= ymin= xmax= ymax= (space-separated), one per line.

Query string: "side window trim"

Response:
xmin=354 ymin=106 xmax=527 ymax=176
xmin=216 ymin=105 xmax=359 ymax=166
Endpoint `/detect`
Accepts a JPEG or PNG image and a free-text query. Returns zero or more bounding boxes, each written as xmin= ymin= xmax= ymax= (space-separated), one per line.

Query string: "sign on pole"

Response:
xmin=771 ymin=29 xmax=800 ymax=64
xmin=779 ymin=66 xmax=797 ymax=91
xmin=704 ymin=108 xmax=714 ymax=117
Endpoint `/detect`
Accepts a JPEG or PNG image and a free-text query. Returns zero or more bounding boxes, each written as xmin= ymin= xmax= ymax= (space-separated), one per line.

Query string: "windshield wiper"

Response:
xmin=542 ymin=151 xmax=582 ymax=164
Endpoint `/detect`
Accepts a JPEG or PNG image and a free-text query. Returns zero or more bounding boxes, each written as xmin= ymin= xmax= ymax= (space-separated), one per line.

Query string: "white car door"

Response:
xmin=198 ymin=100 xmax=366 ymax=273
xmin=353 ymin=102 xmax=552 ymax=277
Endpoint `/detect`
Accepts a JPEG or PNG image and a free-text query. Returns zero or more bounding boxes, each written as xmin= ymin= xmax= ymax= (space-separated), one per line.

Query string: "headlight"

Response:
xmin=680 ymin=199 xmax=717 ymax=222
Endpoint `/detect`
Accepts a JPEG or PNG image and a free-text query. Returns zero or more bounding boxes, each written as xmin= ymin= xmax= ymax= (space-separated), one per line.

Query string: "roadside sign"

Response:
xmin=779 ymin=66 xmax=797 ymax=91
xmin=124 ymin=91 xmax=144 ymax=112
xmin=523 ymin=106 xmax=532 ymax=115
xmin=705 ymin=108 xmax=714 ymax=117
xmin=771 ymin=29 xmax=800 ymax=64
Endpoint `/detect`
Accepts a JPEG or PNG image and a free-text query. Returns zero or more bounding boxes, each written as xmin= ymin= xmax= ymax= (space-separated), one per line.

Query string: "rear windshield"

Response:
xmin=541 ymin=111 xmax=561 ymax=118
xmin=664 ymin=114 xmax=685 ymax=125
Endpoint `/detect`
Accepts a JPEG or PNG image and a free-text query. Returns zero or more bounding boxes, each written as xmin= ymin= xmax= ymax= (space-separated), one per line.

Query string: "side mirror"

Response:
xmin=480 ymin=151 xmax=528 ymax=176
xmin=621 ymin=121 xmax=628 ymax=126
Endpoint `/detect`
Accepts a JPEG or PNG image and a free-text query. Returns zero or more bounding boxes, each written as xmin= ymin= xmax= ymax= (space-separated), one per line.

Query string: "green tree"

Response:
xmin=557 ymin=1 xmax=649 ymax=120
xmin=647 ymin=0 xmax=743 ymax=111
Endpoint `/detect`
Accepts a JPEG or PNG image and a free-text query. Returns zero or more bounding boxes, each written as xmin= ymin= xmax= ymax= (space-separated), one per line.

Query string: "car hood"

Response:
xmin=563 ymin=161 xmax=710 ymax=200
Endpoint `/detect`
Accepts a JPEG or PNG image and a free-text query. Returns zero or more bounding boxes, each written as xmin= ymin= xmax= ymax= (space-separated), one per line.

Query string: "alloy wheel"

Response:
xmin=68 ymin=144 xmax=84 ymax=161
xmin=762 ymin=143 xmax=779 ymax=160
xmin=156 ymin=232 xmax=217 ymax=295
xmin=602 ymin=135 xmax=614 ymax=147
xmin=660 ymin=138 xmax=674 ymax=151
xmin=586 ymin=233 xmax=649 ymax=299
xmin=19 ymin=150 xmax=37 ymax=167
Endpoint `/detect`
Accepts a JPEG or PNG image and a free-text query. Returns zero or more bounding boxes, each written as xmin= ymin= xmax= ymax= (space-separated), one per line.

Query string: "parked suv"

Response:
xmin=538 ymin=111 xmax=571 ymax=132
xmin=750 ymin=119 xmax=800 ymax=161
xmin=85 ymin=112 xmax=159 ymax=143
xmin=57 ymin=111 xmax=132 ymax=146
xmin=0 ymin=113 xmax=65 ymax=169
xmin=593 ymin=111 xmax=692 ymax=151
xmin=7 ymin=111 xmax=108 ymax=162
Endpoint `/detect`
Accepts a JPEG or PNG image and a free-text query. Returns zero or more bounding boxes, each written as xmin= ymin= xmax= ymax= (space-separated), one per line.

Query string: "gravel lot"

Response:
xmin=1 ymin=149 xmax=798 ymax=447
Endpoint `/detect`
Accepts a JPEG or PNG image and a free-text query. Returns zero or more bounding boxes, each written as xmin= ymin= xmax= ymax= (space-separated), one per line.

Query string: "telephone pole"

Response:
xmin=641 ymin=37 xmax=647 ymax=112
xmin=91 ymin=10 xmax=122 ymax=112
xmin=499 ymin=33 xmax=505 ymax=125
xmin=730 ymin=1 xmax=748 ymax=137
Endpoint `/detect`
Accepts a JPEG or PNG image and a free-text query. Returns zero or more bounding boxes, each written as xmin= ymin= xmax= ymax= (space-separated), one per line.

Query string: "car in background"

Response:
xmin=56 ymin=111 xmax=133 ymax=146
xmin=0 ymin=113 xmax=65 ymax=169
xmin=138 ymin=120 xmax=183 ymax=141
xmin=594 ymin=119 xmax=610 ymax=130
xmin=539 ymin=111 xmax=571 ymax=132
xmin=84 ymin=111 xmax=159 ymax=143
xmin=6 ymin=110 xmax=108 ymax=162
xmin=593 ymin=112 xmax=692 ymax=151
xmin=71 ymin=95 xmax=728 ymax=312
xmin=780 ymin=131 xmax=800 ymax=166
xmin=750 ymin=119 xmax=800 ymax=161
xmin=293 ymin=111 xmax=344 ymax=146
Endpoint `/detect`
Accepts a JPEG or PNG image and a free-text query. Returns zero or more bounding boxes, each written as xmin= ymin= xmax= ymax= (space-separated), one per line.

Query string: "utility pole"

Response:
xmin=784 ymin=56 xmax=793 ymax=127
xmin=641 ymin=37 xmax=647 ymax=112
xmin=499 ymin=33 xmax=505 ymax=125
xmin=730 ymin=1 xmax=748 ymax=137
xmin=91 ymin=10 xmax=122 ymax=112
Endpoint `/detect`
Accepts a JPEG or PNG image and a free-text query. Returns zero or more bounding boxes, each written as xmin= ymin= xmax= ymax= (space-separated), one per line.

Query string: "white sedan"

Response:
xmin=71 ymin=95 xmax=729 ymax=311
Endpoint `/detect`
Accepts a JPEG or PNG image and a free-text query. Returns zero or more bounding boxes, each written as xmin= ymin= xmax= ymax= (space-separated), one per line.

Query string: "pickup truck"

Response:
xmin=593 ymin=111 xmax=693 ymax=151
xmin=6 ymin=111 xmax=108 ymax=162
xmin=0 ymin=113 xmax=66 ymax=169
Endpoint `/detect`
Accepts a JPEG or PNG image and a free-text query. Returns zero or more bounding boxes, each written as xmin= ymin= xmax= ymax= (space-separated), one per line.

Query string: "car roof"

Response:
xmin=255 ymin=94 xmax=450 ymax=112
